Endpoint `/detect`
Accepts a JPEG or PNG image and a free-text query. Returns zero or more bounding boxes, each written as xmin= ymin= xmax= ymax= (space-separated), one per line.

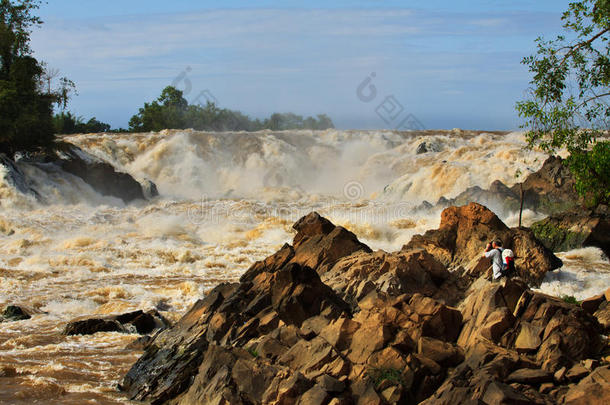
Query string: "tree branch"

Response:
xmin=559 ymin=27 xmax=610 ymax=69
xmin=576 ymin=91 xmax=610 ymax=108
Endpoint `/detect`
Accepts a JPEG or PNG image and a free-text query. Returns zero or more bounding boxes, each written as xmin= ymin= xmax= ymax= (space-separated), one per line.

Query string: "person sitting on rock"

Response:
xmin=483 ymin=238 xmax=505 ymax=281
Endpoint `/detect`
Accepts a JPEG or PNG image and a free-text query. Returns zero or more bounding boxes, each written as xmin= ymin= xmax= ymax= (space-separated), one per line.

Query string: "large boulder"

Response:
xmin=403 ymin=202 xmax=562 ymax=285
xmin=64 ymin=310 xmax=169 ymax=336
xmin=321 ymin=248 xmax=465 ymax=307
xmin=1 ymin=305 xmax=35 ymax=322
xmin=55 ymin=145 xmax=147 ymax=203
xmin=290 ymin=212 xmax=372 ymax=275
xmin=531 ymin=206 xmax=610 ymax=257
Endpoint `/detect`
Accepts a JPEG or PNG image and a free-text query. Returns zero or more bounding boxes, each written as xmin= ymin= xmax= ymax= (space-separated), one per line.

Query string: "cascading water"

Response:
xmin=0 ymin=129 xmax=607 ymax=403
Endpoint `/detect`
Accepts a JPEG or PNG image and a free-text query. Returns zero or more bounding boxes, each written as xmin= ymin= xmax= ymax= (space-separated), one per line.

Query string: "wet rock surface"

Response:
xmin=64 ymin=310 xmax=170 ymax=336
xmin=1 ymin=305 xmax=34 ymax=322
xmin=531 ymin=206 xmax=610 ymax=257
xmin=1 ymin=144 xmax=157 ymax=204
xmin=121 ymin=210 xmax=610 ymax=405
xmin=54 ymin=145 xmax=147 ymax=203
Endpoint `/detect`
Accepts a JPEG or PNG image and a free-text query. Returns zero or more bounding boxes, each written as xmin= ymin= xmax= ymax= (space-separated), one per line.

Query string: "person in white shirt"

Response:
xmin=483 ymin=239 xmax=504 ymax=281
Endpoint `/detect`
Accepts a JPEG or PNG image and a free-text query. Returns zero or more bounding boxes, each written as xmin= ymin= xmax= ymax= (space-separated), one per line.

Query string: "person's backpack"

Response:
xmin=502 ymin=249 xmax=515 ymax=277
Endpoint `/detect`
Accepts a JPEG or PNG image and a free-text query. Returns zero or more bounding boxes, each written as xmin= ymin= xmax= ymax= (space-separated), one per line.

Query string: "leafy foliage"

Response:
xmin=516 ymin=0 xmax=609 ymax=205
xmin=0 ymin=0 xmax=75 ymax=154
xmin=129 ymin=86 xmax=335 ymax=133
xmin=561 ymin=295 xmax=580 ymax=305
xmin=366 ymin=367 xmax=404 ymax=388
xmin=53 ymin=111 xmax=111 ymax=134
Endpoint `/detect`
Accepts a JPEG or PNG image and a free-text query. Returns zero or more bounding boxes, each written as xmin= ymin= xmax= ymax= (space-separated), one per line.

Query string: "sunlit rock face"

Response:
xmin=0 ymin=129 xmax=608 ymax=403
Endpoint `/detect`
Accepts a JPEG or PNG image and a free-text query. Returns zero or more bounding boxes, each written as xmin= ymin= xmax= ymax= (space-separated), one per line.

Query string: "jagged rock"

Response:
xmin=417 ymin=337 xmax=464 ymax=367
xmin=531 ymin=208 xmax=610 ymax=257
xmin=55 ymin=145 xmax=146 ymax=203
xmin=419 ymin=340 xmax=526 ymax=405
xmin=482 ymin=381 xmax=532 ymax=405
xmin=140 ymin=178 xmax=159 ymax=199
xmin=458 ymin=277 xmax=603 ymax=374
xmin=513 ymin=156 xmax=580 ymax=214
xmin=594 ymin=301 xmax=610 ymax=333
xmin=65 ymin=318 xmax=124 ymax=335
xmin=506 ymin=368 xmax=553 ymax=385
xmin=121 ymin=255 xmax=351 ymax=403
xmin=64 ymin=310 xmax=169 ymax=336
xmin=0 ymin=366 xmax=17 ymax=378
xmin=458 ymin=278 xmax=527 ymax=349
xmin=2 ymin=305 xmax=32 ymax=321
xmin=316 ymin=374 xmax=345 ymax=393
xmin=121 ymin=221 xmax=460 ymax=404
xmin=566 ymin=364 xmax=589 ymax=382
xmin=403 ymin=202 xmax=562 ymax=285
xmin=416 ymin=141 xmax=441 ymax=154
xmin=582 ymin=294 xmax=605 ymax=314
xmin=514 ymin=322 xmax=543 ymax=353
xmin=437 ymin=180 xmax=521 ymax=215
xmin=561 ymin=365 xmax=610 ymax=405
xmin=321 ymin=248 xmax=462 ymax=307
xmin=290 ymin=212 xmax=372 ymax=275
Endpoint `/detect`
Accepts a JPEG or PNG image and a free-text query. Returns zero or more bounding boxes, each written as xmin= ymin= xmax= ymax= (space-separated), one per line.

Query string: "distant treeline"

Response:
xmin=55 ymin=86 xmax=334 ymax=134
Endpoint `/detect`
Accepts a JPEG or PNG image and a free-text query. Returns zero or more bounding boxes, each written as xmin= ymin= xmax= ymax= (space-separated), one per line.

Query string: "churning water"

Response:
xmin=0 ymin=129 xmax=607 ymax=403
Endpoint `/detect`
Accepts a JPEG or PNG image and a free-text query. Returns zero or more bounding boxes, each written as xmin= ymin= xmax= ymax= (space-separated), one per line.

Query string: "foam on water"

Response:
xmin=537 ymin=247 xmax=610 ymax=301
xmin=0 ymin=129 xmax=607 ymax=403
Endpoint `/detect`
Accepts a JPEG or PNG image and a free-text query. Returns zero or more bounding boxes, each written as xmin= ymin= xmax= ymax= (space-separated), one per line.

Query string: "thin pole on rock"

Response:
xmin=518 ymin=183 xmax=524 ymax=228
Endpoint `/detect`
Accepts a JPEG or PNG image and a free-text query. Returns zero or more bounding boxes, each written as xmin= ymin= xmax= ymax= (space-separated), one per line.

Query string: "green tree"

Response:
xmin=516 ymin=0 xmax=609 ymax=205
xmin=53 ymin=111 xmax=110 ymax=134
xmin=0 ymin=0 xmax=72 ymax=154
xmin=129 ymin=85 xmax=335 ymax=133
xmin=129 ymin=86 xmax=189 ymax=132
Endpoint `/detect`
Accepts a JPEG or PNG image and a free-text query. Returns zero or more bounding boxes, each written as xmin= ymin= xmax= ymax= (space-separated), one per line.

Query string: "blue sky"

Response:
xmin=31 ymin=1 xmax=573 ymax=130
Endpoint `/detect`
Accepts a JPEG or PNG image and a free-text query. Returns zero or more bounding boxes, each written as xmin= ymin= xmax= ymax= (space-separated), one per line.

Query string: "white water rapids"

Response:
xmin=0 ymin=129 xmax=608 ymax=403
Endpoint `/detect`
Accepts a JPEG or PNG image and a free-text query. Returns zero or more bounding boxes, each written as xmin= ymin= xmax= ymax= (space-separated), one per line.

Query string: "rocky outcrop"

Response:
xmin=531 ymin=205 xmax=610 ymax=257
xmin=403 ymin=202 xmax=562 ymax=285
xmin=435 ymin=156 xmax=580 ymax=216
xmin=290 ymin=212 xmax=372 ymax=275
xmin=1 ymin=145 xmax=158 ymax=204
xmin=422 ymin=277 xmax=606 ymax=405
xmin=121 ymin=211 xmax=609 ymax=405
xmin=437 ymin=180 xmax=521 ymax=214
xmin=54 ymin=145 xmax=147 ymax=203
xmin=64 ymin=310 xmax=169 ymax=336
xmin=515 ymin=156 xmax=580 ymax=213
xmin=121 ymin=213 xmax=467 ymax=404
xmin=458 ymin=279 xmax=603 ymax=372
